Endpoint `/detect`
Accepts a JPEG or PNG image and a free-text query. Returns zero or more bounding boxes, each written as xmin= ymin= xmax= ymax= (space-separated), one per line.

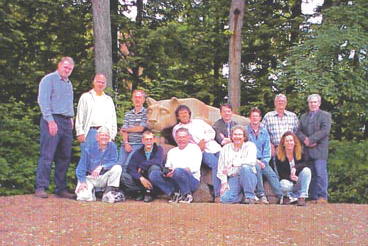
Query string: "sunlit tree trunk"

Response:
xmin=228 ymin=0 xmax=245 ymax=113
xmin=92 ymin=0 xmax=113 ymax=89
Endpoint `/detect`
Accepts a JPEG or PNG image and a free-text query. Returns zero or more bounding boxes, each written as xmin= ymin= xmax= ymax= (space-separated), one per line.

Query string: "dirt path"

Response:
xmin=1 ymin=195 xmax=367 ymax=245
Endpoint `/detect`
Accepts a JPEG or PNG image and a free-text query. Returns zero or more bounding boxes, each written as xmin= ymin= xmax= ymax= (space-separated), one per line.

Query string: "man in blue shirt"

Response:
xmin=35 ymin=57 xmax=76 ymax=199
xmin=246 ymin=108 xmax=282 ymax=204
xmin=75 ymin=127 xmax=123 ymax=203
xmin=121 ymin=130 xmax=163 ymax=202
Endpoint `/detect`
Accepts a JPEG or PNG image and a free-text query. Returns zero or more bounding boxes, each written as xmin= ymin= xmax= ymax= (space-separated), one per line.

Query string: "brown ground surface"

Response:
xmin=1 ymin=195 xmax=367 ymax=245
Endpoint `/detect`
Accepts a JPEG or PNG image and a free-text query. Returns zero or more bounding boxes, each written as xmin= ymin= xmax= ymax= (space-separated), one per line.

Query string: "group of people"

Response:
xmin=34 ymin=57 xmax=331 ymax=206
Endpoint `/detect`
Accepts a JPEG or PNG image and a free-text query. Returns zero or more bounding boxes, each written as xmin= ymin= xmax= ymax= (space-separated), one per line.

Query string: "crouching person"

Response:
xmin=121 ymin=130 xmax=163 ymax=202
xmin=217 ymin=125 xmax=258 ymax=204
xmin=149 ymin=128 xmax=202 ymax=203
xmin=75 ymin=127 xmax=124 ymax=203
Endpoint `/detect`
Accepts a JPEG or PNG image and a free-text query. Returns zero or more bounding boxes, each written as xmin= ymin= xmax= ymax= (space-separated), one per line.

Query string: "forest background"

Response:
xmin=0 ymin=0 xmax=367 ymax=203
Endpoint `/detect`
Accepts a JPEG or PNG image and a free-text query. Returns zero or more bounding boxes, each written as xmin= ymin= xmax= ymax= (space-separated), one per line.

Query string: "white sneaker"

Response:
xmin=179 ymin=194 xmax=193 ymax=204
xmin=169 ymin=192 xmax=182 ymax=203
xmin=261 ymin=196 xmax=269 ymax=204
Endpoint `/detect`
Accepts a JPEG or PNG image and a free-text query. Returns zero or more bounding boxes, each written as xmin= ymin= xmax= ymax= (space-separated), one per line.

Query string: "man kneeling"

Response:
xmin=75 ymin=127 xmax=124 ymax=203
xmin=149 ymin=128 xmax=202 ymax=203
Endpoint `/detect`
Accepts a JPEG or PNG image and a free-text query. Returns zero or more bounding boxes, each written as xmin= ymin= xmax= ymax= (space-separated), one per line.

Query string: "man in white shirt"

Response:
xmin=149 ymin=128 xmax=202 ymax=203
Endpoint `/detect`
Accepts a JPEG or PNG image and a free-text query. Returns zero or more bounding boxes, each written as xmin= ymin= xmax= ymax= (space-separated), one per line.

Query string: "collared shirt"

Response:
xmin=75 ymin=141 xmax=118 ymax=183
xmin=246 ymin=125 xmax=271 ymax=165
xmin=217 ymin=142 xmax=257 ymax=185
xmin=261 ymin=110 xmax=299 ymax=146
xmin=173 ymin=119 xmax=221 ymax=154
xmin=38 ymin=71 xmax=74 ymax=122
xmin=122 ymin=107 xmax=147 ymax=144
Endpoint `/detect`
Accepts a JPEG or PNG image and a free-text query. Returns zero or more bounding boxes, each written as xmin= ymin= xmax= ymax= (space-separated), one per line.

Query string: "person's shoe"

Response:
xmin=34 ymin=189 xmax=48 ymax=198
xmin=244 ymin=198 xmax=256 ymax=204
xmin=214 ymin=196 xmax=221 ymax=203
xmin=282 ymin=196 xmax=290 ymax=205
xmin=179 ymin=193 xmax=193 ymax=204
xmin=290 ymin=197 xmax=298 ymax=204
xmin=55 ymin=191 xmax=76 ymax=200
xmin=261 ymin=196 xmax=269 ymax=204
xmin=135 ymin=194 xmax=145 ymax=201
xmin=317 ymin=198 xmax=328 ymax=204
xmin=297 ymin=198 xmax=306 ymax=206
xmin=144 ymin=193 xmax=153 ymax=203
xmin=168 ymin=192 xmax=181 ymax=203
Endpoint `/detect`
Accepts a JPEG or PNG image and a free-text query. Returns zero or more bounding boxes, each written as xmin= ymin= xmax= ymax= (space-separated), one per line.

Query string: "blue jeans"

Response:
xmin=280 ymin=167 xmax=311 ymax=198
xmin=220 ymin=165 xmax=257 ymax=203
xmin=149 ymin=168 xmax=199 ymax=196
xmin=255 ymin=164 xmax=282 ymax=198
xmin=35 ymin=116 xmax=73 ymax=193
xmin=309 ymin=159 xmax=328 ymax=200
xmin=118 ymin=144 xmax=143 ymax=173
xmin=121 ymin=165 xmax=161 ymax=193
xmin=202 ymin=151 xmax=220 ymax=197
xmin=80 ymin=128 xmax=98 ymax=157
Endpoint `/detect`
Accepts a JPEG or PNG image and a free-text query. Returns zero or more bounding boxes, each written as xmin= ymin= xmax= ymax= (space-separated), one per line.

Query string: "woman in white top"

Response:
xmin=75 ymin=74 xmax=117 ymax=153
xmin=217 ymin=125 xmax=258 ymax=204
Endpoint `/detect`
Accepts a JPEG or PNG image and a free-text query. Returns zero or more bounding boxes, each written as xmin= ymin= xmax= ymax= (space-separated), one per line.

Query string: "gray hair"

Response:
xmin=274 ymin=93 xmax=287 ymax=103
xmin=59 ymin=56 xmax=74 ymax=66
xmin=307 ymin=94 xmax=321 ymax=103
xmin=97 ymin=126 xmax=110 ymax=135
xmin=175 ymin=127 xmax=189 ymax=136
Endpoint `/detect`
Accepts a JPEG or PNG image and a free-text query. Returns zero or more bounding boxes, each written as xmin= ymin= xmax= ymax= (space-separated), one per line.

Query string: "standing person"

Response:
xmin=261 ymin=94 xmax=299 ymax=172
xmin=75 ymin=127 xmax=123 ymax=203
xmin=172 ymin=105 xmax=222 ymax=201
xmin=217 ymin=125 xmax=258 ymax=204
xmin=149 ymin=128 xmax=202 ymax=203
xmin=119 ymin=90 xmax=147 ymax=172
xmin=121 ymin=130 xmax=163 ymax=202
xmin=75 ymin=74 xmax=117 ymax=153
xmin=213 ymin=103 xmax=238 ymax=146
xmin=297 ymin=94 xmax=331 ymax=204
xmin=246 ymin=107 xmax=282 ymax=204
xmin=35 ymin=56 xmax=76 ymax=199
xmin=276 ymin=131 xmax=311 ymax=206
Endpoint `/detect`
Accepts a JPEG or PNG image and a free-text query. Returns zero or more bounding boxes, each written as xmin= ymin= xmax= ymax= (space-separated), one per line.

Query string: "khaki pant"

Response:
xmin=75 ymin=165 xmax=122 ymax=201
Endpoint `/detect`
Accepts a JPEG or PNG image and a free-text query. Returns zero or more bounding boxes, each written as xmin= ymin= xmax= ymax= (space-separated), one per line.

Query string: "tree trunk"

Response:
xmin=228 ymin=0 xmax=245 ymax=113
xmin=92 ymin=0 xmax=113 ymax=89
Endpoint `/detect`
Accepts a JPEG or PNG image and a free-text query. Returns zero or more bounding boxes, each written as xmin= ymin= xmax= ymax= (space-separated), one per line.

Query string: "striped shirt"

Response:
xmin=122 ymin=107 xmax=147 ymax=144
xmin=261 ymin=110 xmax=299 ymax=146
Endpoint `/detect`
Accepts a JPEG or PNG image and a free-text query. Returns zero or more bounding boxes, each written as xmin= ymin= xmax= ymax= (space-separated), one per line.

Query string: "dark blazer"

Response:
xmin=276 ymin=156 xmax=308 ymax=183
xmin=296 ymin=109 xmax=331 ymax=160
xmin=212 ymin=118 xmax=238 ymax=145
xmin=127 ymin=143 xmax=164 ymax=180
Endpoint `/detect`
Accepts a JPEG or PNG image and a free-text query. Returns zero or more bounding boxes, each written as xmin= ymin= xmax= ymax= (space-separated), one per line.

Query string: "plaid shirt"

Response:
xmin=260 ymin=110 xmax=299 ymax=146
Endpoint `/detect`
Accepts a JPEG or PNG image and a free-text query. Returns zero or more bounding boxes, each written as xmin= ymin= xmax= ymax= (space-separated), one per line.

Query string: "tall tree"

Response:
xmin=228 ymin=0 xmax=245 ymax=113
xmin=91 ymin=0 xmax=113 ymax=89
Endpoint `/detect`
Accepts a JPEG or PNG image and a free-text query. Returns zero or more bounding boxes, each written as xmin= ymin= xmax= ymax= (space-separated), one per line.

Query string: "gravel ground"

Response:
xmin=1 ymin=195 xmax=367 ymax=245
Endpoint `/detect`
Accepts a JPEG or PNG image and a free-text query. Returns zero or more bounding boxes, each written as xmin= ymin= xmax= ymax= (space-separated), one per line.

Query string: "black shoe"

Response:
xmin=55 ymin=190 xmax=76 ymax=200
xmin=179 ymin=193 xmax=193 ymax=203
xmin=144 ymin=193 xmax=153 ymax=202
xmin=135 ymin=194 xmax=145 ymax=201
xmin=168 ymin=192 xmax=182 ymax=203
xmin=283 ymin=196 xmax=290 ymax=205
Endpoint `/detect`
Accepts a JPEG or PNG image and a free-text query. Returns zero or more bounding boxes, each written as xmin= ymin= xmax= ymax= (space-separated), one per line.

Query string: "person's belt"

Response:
xmin=90 ymin=126 xmax=101 ymax=130
xmin=53 ymin=114 xmax=72 ymax=119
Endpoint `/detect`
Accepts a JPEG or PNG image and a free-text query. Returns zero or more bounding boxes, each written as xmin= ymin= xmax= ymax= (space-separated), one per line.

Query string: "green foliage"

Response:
xmin=328 ymin=140 xmax=368 ymax=203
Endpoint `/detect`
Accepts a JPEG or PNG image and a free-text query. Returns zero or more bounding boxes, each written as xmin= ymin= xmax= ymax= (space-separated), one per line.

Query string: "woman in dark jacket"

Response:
xmin=276 ymin=131 xmax=311 ymax=206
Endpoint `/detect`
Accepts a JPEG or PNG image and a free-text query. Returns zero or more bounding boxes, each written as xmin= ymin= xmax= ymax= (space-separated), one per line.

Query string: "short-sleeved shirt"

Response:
xmin=122 ymin=107 xmax=147 ymax=144
xmin=261 ymin=110 xmax=299 ymax=146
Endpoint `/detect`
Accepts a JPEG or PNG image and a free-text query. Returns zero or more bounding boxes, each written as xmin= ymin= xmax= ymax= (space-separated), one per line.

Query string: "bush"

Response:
xmin=328 ymin=140 xmax=368 ymax=204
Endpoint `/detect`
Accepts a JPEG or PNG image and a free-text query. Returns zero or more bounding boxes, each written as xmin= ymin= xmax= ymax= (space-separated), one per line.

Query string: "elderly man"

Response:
xmin=297 ymin=94 xmax=331 ymax=204
xmin=75 ymin=74 xmax=117 ymax=154
xmin=119 ymin=90 xmax=147 ymax=172
xmin=172 ymin=105 xmax=222 ymax=200
xmin=149 ymin=128 xmax=202 ymax=203
xmin=246 ymin=108 xmax=282 ymax=204
xmin=121 ymin=130 xmax=163 ymax=202
xmin=213 ymin=103 xmax=238 ymax=146
xmin=75 ymin=127 xmax=124 ymax=203
xmin=35 ymin=57 xmax=76 ymax=199
xmin=261 ymin=94 xmax=299 ymax=174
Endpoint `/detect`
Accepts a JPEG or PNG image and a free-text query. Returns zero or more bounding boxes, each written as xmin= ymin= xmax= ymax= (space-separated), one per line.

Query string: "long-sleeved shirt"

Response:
xmin=38 ymin=71 xmax=74 ymax=122
xmin=246 ymin=125 xmax=271 ymax=165
xmin=127 ymin=143 xmax=164 ymax=180
xmin=76 ymin=141 xmax=118 ymax=183
xmin=261 ymin=110 xmax=299 ymax=146
xmin=217 ymin=142 xmax=257 ymax=185
xmin=165 ymin=143 xmax=202 ymax=181
xmin=75 ymin=89 xmax=117 ymax=140
xmin=172 ymin=119 xmax=221 ymax=153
